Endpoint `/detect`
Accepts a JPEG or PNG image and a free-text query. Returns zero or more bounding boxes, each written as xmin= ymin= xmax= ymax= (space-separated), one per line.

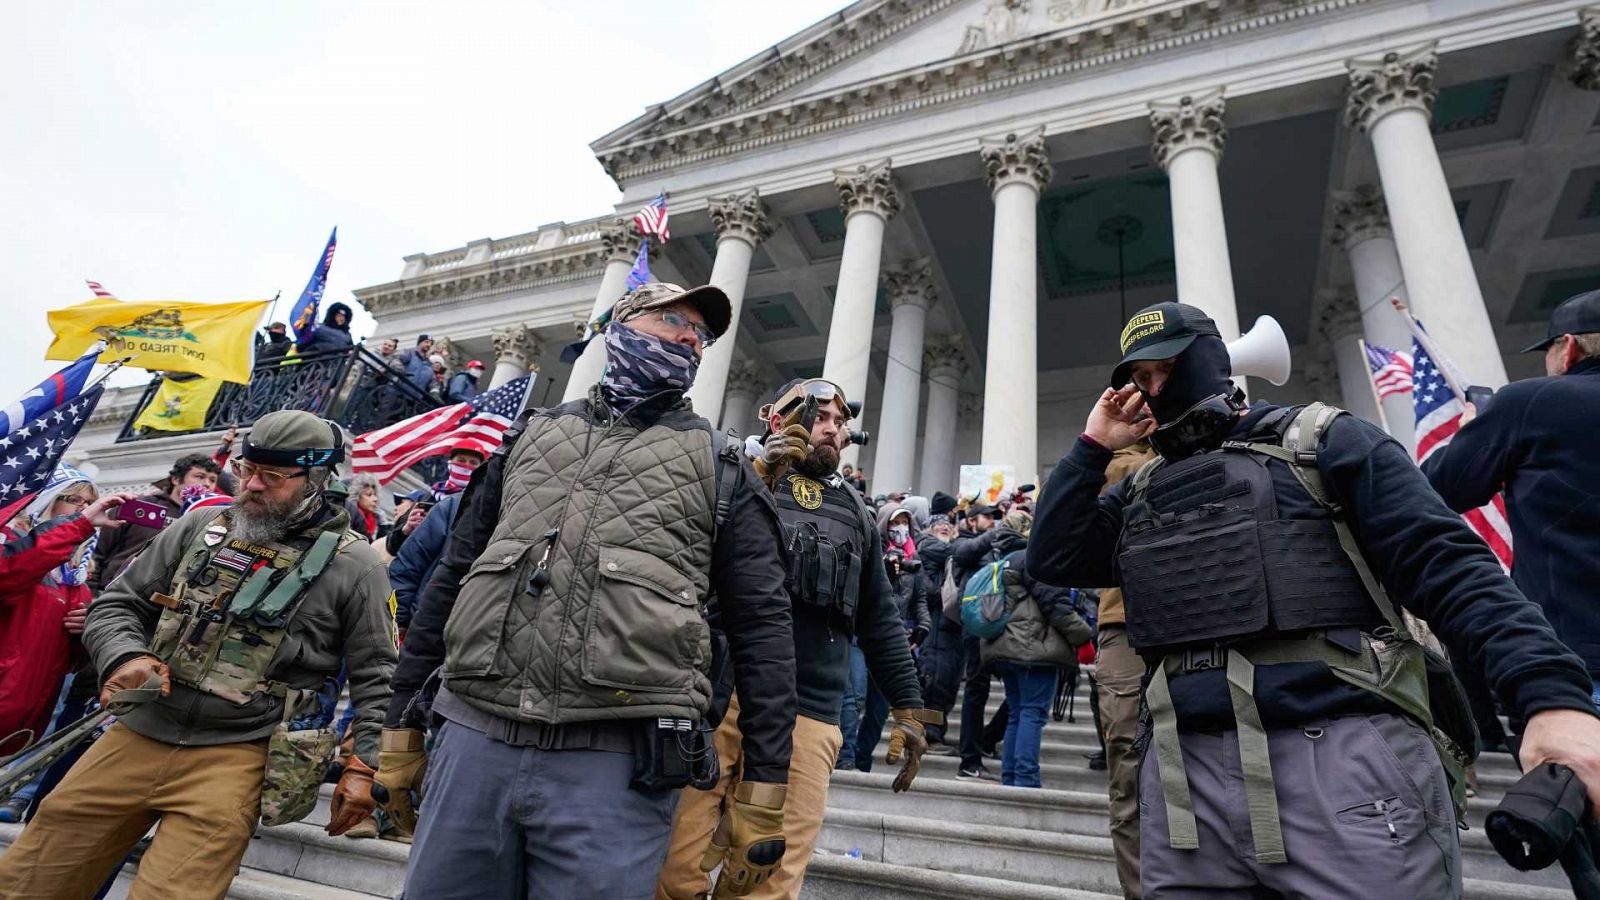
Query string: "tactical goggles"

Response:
xmin=770 ymin=379 xmax=852 ymax=421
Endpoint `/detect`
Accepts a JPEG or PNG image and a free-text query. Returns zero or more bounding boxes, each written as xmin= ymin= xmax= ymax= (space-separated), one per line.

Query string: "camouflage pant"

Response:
xmin=0 ymin=723 xmax=267 ymax=900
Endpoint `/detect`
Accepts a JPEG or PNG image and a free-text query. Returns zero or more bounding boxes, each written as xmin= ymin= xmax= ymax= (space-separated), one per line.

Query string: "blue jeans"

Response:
xmin=853 ymin=681 xmax=890 ymax=773
xmin=837 ymin=644 xmax=869 ymax=768
xmin=996 ymin=661 xmax=1058 ymax=788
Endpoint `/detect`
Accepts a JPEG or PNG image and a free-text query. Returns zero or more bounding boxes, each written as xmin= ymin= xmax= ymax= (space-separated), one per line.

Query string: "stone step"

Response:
xmin=801 ymin=853 xmax=1119 ymax=900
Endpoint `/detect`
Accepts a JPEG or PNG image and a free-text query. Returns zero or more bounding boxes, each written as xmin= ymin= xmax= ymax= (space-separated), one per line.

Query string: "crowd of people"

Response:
xmin=0 ymin=282 xmax=1597 ymax=900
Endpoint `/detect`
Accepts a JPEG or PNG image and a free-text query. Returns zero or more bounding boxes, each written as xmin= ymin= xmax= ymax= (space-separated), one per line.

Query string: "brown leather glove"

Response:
xmin=371 ymin=727 xmax=426 ymax=841
xmin=326 ymin=754 xmax=377 ymax=836
xmin=886 ymin=708 xmax=940 ymax=793
xmin=700 ymin=781 xmax=787 ymax=897
xmin=99 ymin=655 xmax=170 ymax=708
xmin=751 ymin=424 xmax=811 ymax=489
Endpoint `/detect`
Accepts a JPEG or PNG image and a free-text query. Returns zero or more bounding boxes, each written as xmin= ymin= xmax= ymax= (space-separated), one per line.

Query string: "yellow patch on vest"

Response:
xmin=790 ymin=476 xmax=825 ymax=510
xmin=1120 ymin=310 xmax=1165 ymax=354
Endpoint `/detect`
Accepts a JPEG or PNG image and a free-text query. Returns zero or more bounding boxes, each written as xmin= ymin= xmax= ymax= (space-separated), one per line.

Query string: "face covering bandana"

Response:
xmin=600 ymin=321 xmax=700 ymax=414
xmin=431 ymin=462 xmax=475 ymax=499
xmin=1143 ymin=335 xmax=1244 ymax=460
xmin=889 ymin=525 xmax=910 ymax=544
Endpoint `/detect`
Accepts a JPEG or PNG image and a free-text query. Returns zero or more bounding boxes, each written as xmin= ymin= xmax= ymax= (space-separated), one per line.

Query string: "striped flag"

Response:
xmin=351 ymin=375 xmax=531 ymax=483
xmin=288 ymin=228 xmax=338 ymax=344
xmin=1410 ymin=328 xmax=1513 ymax=570
xmin=85 ymin=280 xmax=116 ymax=299
xmin=632 ymin=192 xmax=669 ymax=241
xmin=1363 ymin=342 xmax=1413 ymax=399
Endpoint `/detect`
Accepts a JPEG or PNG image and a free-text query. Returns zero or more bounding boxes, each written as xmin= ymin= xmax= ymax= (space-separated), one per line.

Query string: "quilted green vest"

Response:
xmin=443 ymin=390 xmax=717 ymax=725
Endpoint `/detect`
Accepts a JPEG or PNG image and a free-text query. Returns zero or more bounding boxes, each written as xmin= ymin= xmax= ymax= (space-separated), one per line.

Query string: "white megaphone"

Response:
xmin=1227 ymin=315 xmax=1292 ymax=386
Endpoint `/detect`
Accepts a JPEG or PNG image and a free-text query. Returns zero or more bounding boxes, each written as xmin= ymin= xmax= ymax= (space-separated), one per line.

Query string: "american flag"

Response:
xmin=0 ymin=386 xmax=104 ymax=503
xmin=351 ymin=375 xmax=532 ymax=483
xmin=85 ymin=280 xmax=116 ymax=299
xmin=632 ymin=192 xmax=670 ymax=241
xmin=1411 ymin=331 xmax=1513 ymax=570
xmin=1363 ymin=342 xmax=1414 ymax=399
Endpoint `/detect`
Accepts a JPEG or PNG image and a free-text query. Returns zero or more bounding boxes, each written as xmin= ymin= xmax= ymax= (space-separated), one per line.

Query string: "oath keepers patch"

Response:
xmin=212 ymin=546 xmax=266 ymax=576
xmin=1120 ymin=310 xmax=1165 ymax=354
xmin=228 ymin=539 xmax=280 ymax=561
xmin=790 ymin=476 xmax=825 ymax=510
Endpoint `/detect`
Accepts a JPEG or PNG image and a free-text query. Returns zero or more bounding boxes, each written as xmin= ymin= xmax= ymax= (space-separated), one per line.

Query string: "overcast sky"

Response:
xmin=0 ymin=1 xmax=845 ymax=401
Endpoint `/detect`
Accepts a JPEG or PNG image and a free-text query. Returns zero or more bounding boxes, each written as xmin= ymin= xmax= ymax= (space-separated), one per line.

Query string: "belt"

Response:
xmin=434 ymin=687 xmax=635 ymax=753
xmin=1145 ymin=634 xmax=1375 ymax=866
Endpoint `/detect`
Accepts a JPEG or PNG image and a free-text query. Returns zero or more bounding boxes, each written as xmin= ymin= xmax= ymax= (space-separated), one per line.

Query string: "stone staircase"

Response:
xmin=0 ymin=679 xmax=1579 ymax=898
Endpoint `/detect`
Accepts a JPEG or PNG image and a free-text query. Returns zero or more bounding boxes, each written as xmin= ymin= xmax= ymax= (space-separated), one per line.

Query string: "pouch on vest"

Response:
xmin=259 ymin=689 xmax=339 ymax=828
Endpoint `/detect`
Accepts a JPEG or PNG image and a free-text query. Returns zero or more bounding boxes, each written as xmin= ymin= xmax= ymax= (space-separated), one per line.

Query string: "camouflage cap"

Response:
xmin=612 ymin=282 xmax=733 ymax=340
xmin=242 ymin=410 xmax=346 ymax=469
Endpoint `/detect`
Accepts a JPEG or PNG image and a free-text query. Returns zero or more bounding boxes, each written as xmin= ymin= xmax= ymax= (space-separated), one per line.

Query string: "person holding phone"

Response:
xmin=88 ymin=452 xmax=220 ymax=590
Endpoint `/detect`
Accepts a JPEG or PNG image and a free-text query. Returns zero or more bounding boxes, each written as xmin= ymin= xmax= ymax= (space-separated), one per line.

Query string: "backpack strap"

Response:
xmin=711 ymin=429 xmax=743 ymax=537
xmin=1129 ymin=455 xmax=1166 ymax=503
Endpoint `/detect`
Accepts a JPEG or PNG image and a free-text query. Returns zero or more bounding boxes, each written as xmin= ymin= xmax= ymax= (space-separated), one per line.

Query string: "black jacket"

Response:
xmin=388 ymin=399 xmax=797 ymax=782
xmin=1027 ymin=405 xmax=1595 ymax=729
xmin=915 ymin=530 xmax=954 ymax=624
xmin=1422 ymin=358 xmax=1600 ymax=674
xmin=296 ymin=302 xmax=354 ymax=356
xmin=256 ymin=333 xmax=292 ymax=366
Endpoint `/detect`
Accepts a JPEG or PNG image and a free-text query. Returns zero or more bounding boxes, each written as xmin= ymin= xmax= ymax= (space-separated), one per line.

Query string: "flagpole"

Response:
xmin=1389 ymin=297 xmax=1467 ymax=404
xmin=85 ymin=357 xmax=134 ymax=391
xmin=264 ymin=290 xmax=283 ymax=327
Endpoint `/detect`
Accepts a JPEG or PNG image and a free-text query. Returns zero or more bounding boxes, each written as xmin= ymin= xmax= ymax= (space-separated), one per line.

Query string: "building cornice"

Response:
xmin=354 ymin=216 xmax=619 ymax=317
xmin=594 ymin=0 xmax=1369 ymax=183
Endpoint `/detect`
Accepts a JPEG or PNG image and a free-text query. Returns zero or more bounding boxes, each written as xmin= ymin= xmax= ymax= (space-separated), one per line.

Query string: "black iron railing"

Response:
xmin=116 ymin=345 xmax=441 ymax=445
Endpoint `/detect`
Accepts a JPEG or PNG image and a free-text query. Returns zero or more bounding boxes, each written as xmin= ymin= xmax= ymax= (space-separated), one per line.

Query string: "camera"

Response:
xmin=884 ymin=548 xmax=921 ymax=573
xmin=847 ymin=429 xmax=870 ymax=447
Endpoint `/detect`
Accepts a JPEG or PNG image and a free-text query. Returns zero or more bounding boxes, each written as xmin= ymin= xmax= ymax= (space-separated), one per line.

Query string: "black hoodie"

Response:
xmin=296 ymin=301 xmax=354 ymax=356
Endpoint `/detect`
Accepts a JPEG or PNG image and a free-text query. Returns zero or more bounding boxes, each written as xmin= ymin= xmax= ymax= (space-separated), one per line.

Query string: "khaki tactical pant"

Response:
xmin=0 ymin=723 xmax=267 ymax=900
xmin=656 ymin=696 xmax=842 ymax=900
xmin=1096 ymin=625 xmax=1145 ymax=899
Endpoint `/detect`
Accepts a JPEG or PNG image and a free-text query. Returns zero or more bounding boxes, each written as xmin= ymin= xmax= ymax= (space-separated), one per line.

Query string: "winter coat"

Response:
xmin=256 ymin=333 xmax=292 ymax=367
xmin=397 ymin=349 xmax=435 ymax=392
xmin=981 ymin=549 xmax=1092 ymax=668
xmin=295 ymin=302 xmax=354 ymax=356
xmin=89 ymin=489 xmax=180 ymax=592
xmin=389 ymin=493 xmax=460 ymax=630
xmin=446 ymin=372 xmax=480 ymax=404
xmin=0 ymin=514 xmax=95 ymax=756
xmin=915 ymin=529 xmax=953 ymax=624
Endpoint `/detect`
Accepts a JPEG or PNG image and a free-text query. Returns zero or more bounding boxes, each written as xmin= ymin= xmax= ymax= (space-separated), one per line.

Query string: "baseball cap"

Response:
xmin=1111 ymin=302 xmax=1222 ymax=387
xmin=392 ymin=488 xmax=430 ymax=505
xmin=969 ymin=503 xmax=1000 ymax=518
xmin=466 ymin=359 xmax=485 ymax=370
xmin=612 ymin=282 xmax=733 ymax=340
xmin=1521 ymin=289 xmax=1600 ymax=352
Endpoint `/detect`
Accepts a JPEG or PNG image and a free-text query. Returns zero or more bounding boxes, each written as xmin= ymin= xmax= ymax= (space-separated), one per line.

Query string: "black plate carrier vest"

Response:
xmin=773 ymin=472 xmax=868 ymax=631
xmin=1118 ymin=412 xmax=1384 ymax=655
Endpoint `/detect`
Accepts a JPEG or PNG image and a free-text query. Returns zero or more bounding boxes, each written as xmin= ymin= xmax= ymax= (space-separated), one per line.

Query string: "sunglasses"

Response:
xmin=645 ymin=309 xmax=716 ymax=348
xmin=230 ymin=459 xmax=308 ymax=489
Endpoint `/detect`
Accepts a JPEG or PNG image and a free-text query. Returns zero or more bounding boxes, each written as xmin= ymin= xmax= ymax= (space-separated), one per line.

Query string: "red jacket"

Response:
xmin=0 ymin=514 xmax=95 ymax=757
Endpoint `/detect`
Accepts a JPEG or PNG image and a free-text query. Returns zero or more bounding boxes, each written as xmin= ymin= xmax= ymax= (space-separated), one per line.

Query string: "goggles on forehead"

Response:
xmin=764 ymin=379 xmax=853 ymax=422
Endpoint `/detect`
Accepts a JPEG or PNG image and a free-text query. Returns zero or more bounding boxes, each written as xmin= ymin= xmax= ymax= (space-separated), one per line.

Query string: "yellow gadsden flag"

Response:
xmin=47 ymin=298 xmax=270 ymax=384
xmin=132 ymin=374 xmax=225 ymax=432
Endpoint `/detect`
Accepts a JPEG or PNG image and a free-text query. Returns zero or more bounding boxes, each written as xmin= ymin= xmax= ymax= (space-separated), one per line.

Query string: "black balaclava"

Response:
xmin=1144 ymin=334 xmax=1243 ymax=460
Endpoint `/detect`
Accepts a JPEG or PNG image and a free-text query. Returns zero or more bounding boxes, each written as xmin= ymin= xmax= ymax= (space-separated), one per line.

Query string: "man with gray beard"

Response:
xmin=0 ymin=411 xmax=397 ymax=900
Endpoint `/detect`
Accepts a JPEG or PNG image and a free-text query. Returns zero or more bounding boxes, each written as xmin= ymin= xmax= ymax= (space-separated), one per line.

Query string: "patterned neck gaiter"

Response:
xmin=599 ymin=322 xmax=699 ymax=415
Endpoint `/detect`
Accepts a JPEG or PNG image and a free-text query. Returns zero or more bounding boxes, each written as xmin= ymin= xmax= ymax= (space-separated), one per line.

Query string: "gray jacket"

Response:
xmin=83 ymin=505 xmax=397 ymax=765
xmin=981 ymin=549 xmax=1092 ymax=668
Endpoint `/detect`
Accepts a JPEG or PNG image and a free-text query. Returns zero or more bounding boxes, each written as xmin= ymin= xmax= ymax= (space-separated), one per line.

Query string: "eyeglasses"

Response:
xmin=230 ymin=459 xmax=307 ymax=489
xmin=645 ymin=310 xmax=717 ymax=348
xmin=54 ymin=494 xmax=92 ymax=509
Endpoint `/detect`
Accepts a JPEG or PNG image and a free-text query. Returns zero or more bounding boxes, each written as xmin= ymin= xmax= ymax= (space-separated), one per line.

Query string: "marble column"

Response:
xmin=1315 ymin=291 xmax=1381 ymax=423
xmin=1569 ymin=7 xmax=1600 ymax=90
xmin=1150 ymin=89 xmax=1245 ymax=393
xmin=488 ymin=324 xmax=541 ymax=390
xmin=719 ymin=357 xmax=767 ymax=438
xmin=1330 ymin=184 xmax=1417 ymax=449
xmin=562 ymin=219 xmax=642 ymax=402
xmin=873 ymin=259 xmax=936 ymax=495
xmin=978 ymin=128 xmax=1052 ymax=481
xmin=687 ymin=190 xmax=773 ymax=426
xmin=430 ymin=337 xmax=464 ymax=375
xmin=918 ymin=340 xmax=966 ymax=497
xmin=1346 ymin=44 xmax=1508 ymax=389
xmin=822 ymin=160 xmax=902 ymax=467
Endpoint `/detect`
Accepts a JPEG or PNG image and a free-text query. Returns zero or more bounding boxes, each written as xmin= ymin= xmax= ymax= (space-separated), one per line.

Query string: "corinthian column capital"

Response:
xmin=1315 ymin=291 xmax=1364 ymax=342
xmin=725 ymin=357 xmax=767 ymax=400
xmin=923 ymin=339 xmax=967 ymax=382
xmin=978 ymin=126 xmax=1053 ymax=195
xmin=598 ymin=219 xmax=643 ymax=265
xmin=882 ymin=259 xmax=937 ymax=311
xmin=833 ymin=160 xmax=902 ymax=222
xmin=1149 ymin=88 xmax=1227 ymax=169
xmin=708 ymin=189 xmax=774 ymax=248
xmin=1330 ymin=184 xmax=1393 ymax=249
xmin=1345 ymin=43 xmax=1438 ymax=133
xmin=491 ymin=324 xmax=542 ymax=371
xmin=1569 ymin=7 xmax=1600 ymax=90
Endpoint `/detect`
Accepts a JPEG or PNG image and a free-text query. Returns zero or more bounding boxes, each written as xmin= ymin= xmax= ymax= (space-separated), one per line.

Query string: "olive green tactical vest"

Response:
xmin=443 ymin=393 xmax=717 ymax=725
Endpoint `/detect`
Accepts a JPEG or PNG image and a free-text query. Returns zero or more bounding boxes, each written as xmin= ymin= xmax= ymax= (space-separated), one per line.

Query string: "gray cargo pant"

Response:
xmin=1139 ymin=713 xmax=1461 ymax=899
xmin=402 ymin=718 xmax=680 ymax=899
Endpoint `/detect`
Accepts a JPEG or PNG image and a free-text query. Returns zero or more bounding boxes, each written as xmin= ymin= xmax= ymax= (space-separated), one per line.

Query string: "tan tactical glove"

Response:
xmin=370 ymin=727 xmax=426 ymax=841
xmin=751 ymin=424 xmax=811 ymax=490
xmin=326 ymin=754 xmax=377 ymax=836
xmin=99 ymin=655 xmax=170 ymax=708
xmin=700 ymin=781 xmax=787 ymax=897
xmin=886 ymin=709 xmax=941 ymax=793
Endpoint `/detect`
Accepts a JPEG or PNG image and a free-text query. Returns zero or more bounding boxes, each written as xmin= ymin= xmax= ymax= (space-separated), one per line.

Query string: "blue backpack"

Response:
xmin=960 ymin=559 xmax=1013 ymax=640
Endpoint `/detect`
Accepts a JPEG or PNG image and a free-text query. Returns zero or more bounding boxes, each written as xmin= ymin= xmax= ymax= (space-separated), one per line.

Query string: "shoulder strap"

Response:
xmin=711 ymin=429 xmax=743 ymax=536
xmin=248 ymin=529 xmax=345 ymax=623
xmin=1224 ymin=403 xmax=1409 ymax=638
xmin=1129 ymin=456 xmax=1166 ymax=502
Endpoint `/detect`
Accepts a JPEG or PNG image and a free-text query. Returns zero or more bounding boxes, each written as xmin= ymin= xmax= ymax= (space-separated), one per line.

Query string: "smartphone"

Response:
xmin=1465 ymin=384 xmax=1495 ymax=409
xmin=116 ymin=498 xmax=171 ymax=530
